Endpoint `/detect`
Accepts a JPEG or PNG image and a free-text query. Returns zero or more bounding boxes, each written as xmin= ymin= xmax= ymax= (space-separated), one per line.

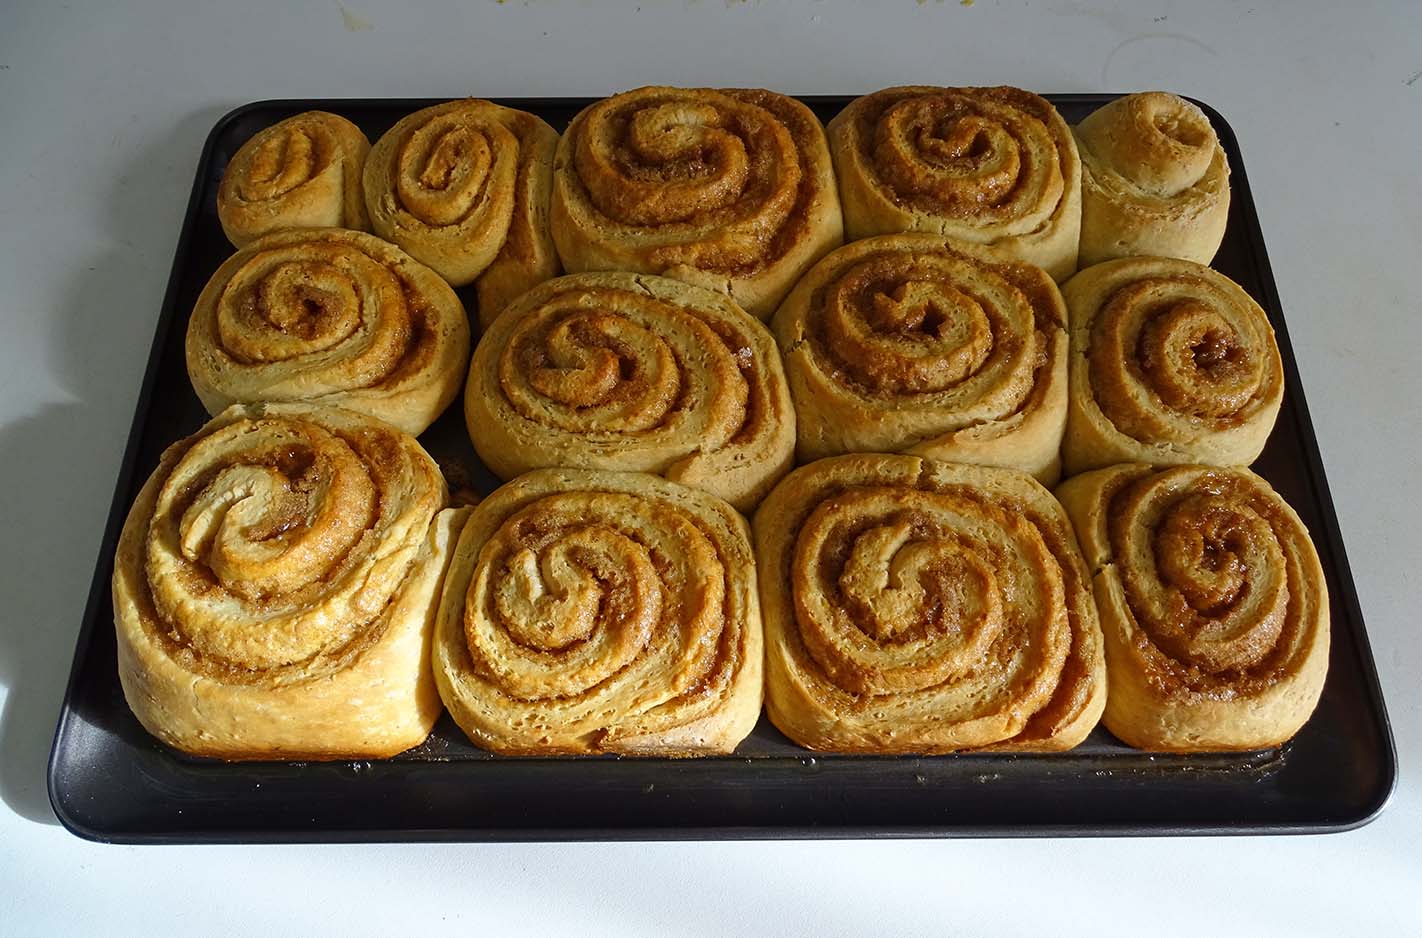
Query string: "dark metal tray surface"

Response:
xmin=48 ymin=95 xmax=1396 ymax=842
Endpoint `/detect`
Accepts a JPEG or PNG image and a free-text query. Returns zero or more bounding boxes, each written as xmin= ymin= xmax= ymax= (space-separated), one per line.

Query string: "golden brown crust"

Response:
xmin=754 ymin=454 xmax=1105 ymax=754
xmin=1061 ymin=256 xmax=1284 ymax=474
xmin=363 ymin=99 xmax=561 ymax=326
xmin=550 ymin=86 xmax=844 ymax=319
xmin=112 ymin=403 xmax=466 ymax=760
xmin=827 ymin=86 xmax=1081 ymax=282
xmin=185 ymin=228 xmax=470 ymax=437
xmin=217 ymin=111 xmax=371 ymax=247
xmin=466 ymin=272 xmax=795 ymax=512
xmin=1074 ymin=92 xmax=1231 ymax=266
xmin=470 ymin=107 xmax=562 ymax=329
xmin=1055 ymin=464 xmax=1329 ymax=751
xmin=773 ymin=234 xmax=1068 ymax=484
xmin=433 ymin=469 xmax=763 ymax=756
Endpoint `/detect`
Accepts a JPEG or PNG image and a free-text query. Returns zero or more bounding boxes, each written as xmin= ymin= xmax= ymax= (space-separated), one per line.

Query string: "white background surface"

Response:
xmin=1 ymin=1 xmax=1418 ymax=934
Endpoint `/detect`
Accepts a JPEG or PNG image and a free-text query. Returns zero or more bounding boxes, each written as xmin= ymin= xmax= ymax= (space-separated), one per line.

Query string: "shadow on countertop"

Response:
xmin=0 ymin=105 xmax=228 ymax=826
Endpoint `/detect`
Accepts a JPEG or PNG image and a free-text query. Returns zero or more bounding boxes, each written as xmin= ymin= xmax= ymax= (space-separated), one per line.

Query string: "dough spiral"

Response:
xmin=186 ymin=228 xmax=470 ymax=436
xmin=550 ymin=85 xmax=844 ymax=319
xmin=755 ymin=454 xmax=1105 ymax=753
xmin=434 ymin=469 xmax=762 ymax=755
xmin=774 ymin=234 xmax=1068 ymax=484
xmin=217 ymin=110 xmax=371 ymax=247
xmin=1075 ymin=92 xmax=1231 ymax=266
xmin=466 ymin=272 xmax=795 ymax=511
xmin=364 ymin=99 xmax=560 ymax=328
xmin=1062 ymin=256 xmax=1284 ymax=474
xmin=1055 ymin=463 xmax=1329 ymax=751
xmin=827 ymin=86 xmax=1082 ymax=281
xmin=112 ymin=403 xmax=466 ymax=759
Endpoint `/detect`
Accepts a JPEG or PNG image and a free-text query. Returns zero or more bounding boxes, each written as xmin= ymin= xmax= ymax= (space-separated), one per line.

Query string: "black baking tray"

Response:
xmin=48 ymin=95 xmax=1396 ymax=843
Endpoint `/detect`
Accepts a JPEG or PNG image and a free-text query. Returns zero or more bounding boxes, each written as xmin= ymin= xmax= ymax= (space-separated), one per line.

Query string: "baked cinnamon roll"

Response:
xmin=434 ymin=469 xmax=762 ymax=755
xmin=1075 ymin=92 xmax=1231 ymax=266
xmin=828 ymin=86 xmax=1081 ymax=281
xmin=466 ymin=272 xmax=794 ymax=511
xmin=217 ymin=111 xmax=371 ymax=247
xmin=774 ymin=234 xmax=1068 ymax=484
xmin=112 ymin=403 xmax=465 ymax=759
xmin=364 ymin=99 xmax=560 ymax=328
xmin=755 ymin=454 xmax=1105 ymax=753
xmin=1056 ymin=464 xmax=1329 ymax=751
xmin=550 ymin=86 xmax=844 ymax=319
xmin=1062 ymin=256 xmax=1283 ymax=474
xmin=186 ymin=228 xmax=470 ymax=436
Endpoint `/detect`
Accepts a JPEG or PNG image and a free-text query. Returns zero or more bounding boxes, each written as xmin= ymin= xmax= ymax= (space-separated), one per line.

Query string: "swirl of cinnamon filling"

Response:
xmin=1062 ymin=256 xmax=1283 ymax=474
xmin=755 ymin=454 xmax=1105 ymax=753
xmin=1055 ymin=463 xmax=1329 ymax=751
xmin=550 ymin=86 xmax=844 ymax=319
xmin=433 ymin=469 xmax=762 ymax=755
xmin=828 ymin=86 xmax=1082 ymax=281
xmin=775 ymin=234 xmax=1068 ymax=483
xmin=466 ymin=272 xmax=794 ymax=511
xmin=186 ymin=228 xmax=470 ymax=436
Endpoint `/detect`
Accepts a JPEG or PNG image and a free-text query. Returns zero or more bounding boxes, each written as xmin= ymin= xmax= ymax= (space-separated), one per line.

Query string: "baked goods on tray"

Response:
xmin=433 ymin=469 xmax=762 ymax=755
xmin=550 ymin=85 xmax=844 ymax=319
xmin=1061 ymin=255 xmax=1283 ymax=475
xmin=363 ymin=99 xmax=560 ymax=329
xmin=754 ymin=454 xmax=1105 ymax=753
xmin=773 ymin=233 xmax=1068 ymax=484
xmin=465 ymin=271 xmax=794 ymax=511
xmin=828 ymin=86 xmax=1081 ymax=282
xmin=185 ymin=227 xmax=470 ymax=436
xmin=110 ymin=87 xmax=1326 ymax=763
xmin=112 ymin=403 xmax=467 ymax=759
xmin=217 ymin=110 xmax=371 ymax=247
xmin=1074 ymin=92 xmax=1230 ymax=266
xmin=1055 ymin=464 xmax=1329 ymax=751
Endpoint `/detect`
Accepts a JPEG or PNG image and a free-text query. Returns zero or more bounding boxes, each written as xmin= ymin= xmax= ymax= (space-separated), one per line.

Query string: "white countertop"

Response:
xmin=2 ymin=1 xmax=1417 ymax=933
